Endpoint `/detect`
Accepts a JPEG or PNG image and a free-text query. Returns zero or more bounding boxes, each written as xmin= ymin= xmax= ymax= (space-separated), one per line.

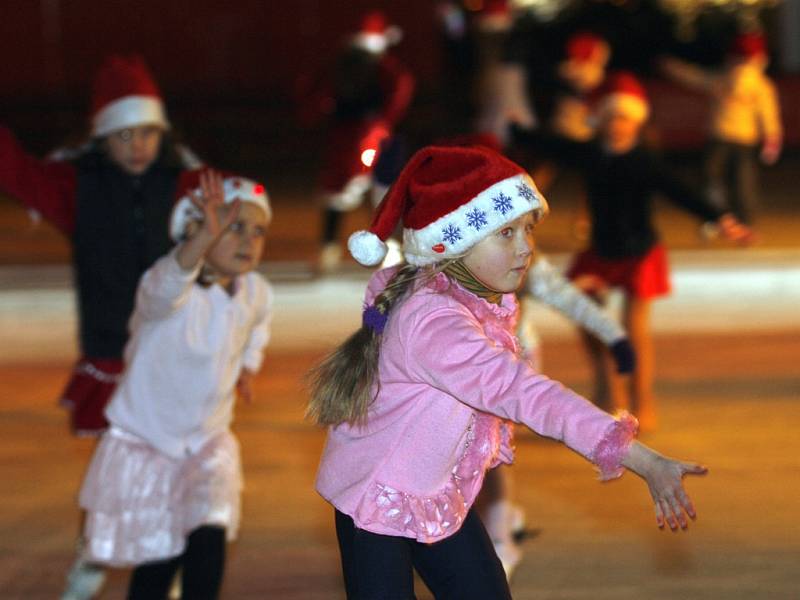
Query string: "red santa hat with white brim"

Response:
xmin=351 ymin=10 xmax=402 ymax=54
xmin=169 ymin=171 xmax=271 ymax=242
xmin=348 ymin=144 xmax=548 ymax=267
xmin=91 ymin=54 xmax=170 ymax=138
xmin=595 ymin=71 xmax=650 ymax=124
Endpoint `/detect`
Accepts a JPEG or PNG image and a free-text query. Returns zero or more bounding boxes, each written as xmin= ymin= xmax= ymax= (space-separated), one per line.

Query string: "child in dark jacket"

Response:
xmin=512 ymin=71 xmax=752 ymax=431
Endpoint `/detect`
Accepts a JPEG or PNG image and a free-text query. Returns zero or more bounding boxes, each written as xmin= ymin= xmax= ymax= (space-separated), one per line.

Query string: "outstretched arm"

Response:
xmin=649 ymin=155 xmax=754 ymax=244
xmin=0 ymin=126 xmax=77 ymax=235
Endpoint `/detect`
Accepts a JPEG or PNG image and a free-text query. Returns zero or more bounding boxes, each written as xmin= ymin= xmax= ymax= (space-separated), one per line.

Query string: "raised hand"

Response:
xmin=189 ymin=170 xmax=241 ymax=240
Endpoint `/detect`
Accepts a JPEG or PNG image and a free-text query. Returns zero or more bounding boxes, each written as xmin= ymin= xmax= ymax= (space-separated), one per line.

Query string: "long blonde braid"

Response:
xmin=306 ymin=263 xmax=421 ymax=426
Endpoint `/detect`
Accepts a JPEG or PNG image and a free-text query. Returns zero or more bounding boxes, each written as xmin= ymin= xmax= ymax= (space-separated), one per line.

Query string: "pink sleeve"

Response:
xmin=404 ymin=302 xmax=637 ymax=479
xmin=0 ymin=126 xmax=77 ymax=235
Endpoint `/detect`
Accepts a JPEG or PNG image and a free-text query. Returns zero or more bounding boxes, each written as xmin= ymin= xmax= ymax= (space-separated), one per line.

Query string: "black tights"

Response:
xmin=335 ymin=509 xmax=511 ymax=600
xmin=128 ymin=525 xmax=226 ymax=600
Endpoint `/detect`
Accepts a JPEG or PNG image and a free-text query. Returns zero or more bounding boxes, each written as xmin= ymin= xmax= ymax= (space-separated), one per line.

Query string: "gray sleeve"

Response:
xmin=526 ymin=256 xmax=625 ymax=345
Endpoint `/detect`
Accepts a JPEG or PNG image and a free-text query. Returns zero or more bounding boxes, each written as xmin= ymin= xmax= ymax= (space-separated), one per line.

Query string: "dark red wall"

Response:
xmin=1 ymin=1 xmax=441 ymax=102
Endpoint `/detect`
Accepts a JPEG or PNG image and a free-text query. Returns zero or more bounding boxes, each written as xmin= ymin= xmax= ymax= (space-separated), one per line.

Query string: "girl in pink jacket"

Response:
xmin=308 ymin=144 xmax=706 ymax=599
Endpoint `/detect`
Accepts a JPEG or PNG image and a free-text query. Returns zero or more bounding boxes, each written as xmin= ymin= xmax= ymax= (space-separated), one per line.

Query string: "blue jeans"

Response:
xmin=334 ymin=509 xmax=512 ymax=600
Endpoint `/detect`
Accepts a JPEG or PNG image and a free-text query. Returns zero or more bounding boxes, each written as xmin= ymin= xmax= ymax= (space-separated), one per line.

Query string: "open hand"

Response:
xmin=643 ymin=453 xmax=707 ymax=531
xmin=189 ymin=170 xmax=241 ymax=239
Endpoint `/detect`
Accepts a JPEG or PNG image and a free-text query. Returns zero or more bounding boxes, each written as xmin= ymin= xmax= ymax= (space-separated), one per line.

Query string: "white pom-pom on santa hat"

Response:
xmin=349 ymin=144 xmax=548 ymax=268
xmin=348 ymin=230 xmax=388 ymax=266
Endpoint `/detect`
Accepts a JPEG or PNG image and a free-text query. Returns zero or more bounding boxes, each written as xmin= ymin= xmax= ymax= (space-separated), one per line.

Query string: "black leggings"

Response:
xmin=335 ymin=509 xmax=511 ymax=600
xmin=127 ymin=525 xmax=226 ymax=600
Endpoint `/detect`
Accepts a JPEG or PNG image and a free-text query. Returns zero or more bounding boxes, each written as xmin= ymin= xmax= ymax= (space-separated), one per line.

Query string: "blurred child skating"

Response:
xmin=79 ymin=171 xmax=272 ymax=599
xmin=661 ymin=32 xmax=783 ymax=224
xmin=0 ymin=54 xmax=202 ymax=600
xmin=310 ymin=144 xmax=706 ymax=599
xmin=512 ymin=71 xmax=753 ymax=431
xmin=297 ymin=10 xmax=415 ymax=273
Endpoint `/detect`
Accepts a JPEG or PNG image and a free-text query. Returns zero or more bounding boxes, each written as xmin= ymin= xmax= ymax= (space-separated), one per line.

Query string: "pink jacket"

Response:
xmin=315 ymin=268 xmax=637 ymax=543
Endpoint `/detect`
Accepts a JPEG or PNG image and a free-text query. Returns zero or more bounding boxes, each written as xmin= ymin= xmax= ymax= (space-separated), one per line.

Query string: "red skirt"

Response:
xmin=59 ymin=357 xmax=124 ymax=437
xmin=567 ymin=244 xmax=671 ymax=299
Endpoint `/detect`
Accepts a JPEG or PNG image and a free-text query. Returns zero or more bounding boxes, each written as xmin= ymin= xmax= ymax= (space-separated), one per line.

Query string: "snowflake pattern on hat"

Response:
xmin=442 ymin=224 xmax=463 ymax=245
xmin=493 ymin=192 xmax=514 ymax=215
xmin=516 ymin=183 xmax=534 ymax=202
xmin=466 ymin=208 xmax=488 ymax=231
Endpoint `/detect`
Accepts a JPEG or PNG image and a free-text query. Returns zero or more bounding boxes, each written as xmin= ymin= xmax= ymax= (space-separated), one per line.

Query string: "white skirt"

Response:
xmin=79 ymin=426 xmax=242 ymax=567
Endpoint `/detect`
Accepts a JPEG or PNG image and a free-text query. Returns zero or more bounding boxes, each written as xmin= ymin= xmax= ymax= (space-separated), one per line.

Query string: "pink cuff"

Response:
xmin=591 ymin=411 xmax=638 ymax=481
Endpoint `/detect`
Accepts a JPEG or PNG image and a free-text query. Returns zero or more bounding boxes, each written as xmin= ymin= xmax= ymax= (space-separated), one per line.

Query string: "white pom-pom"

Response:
xmin=348 ymin=230 xmax=388 ymax=266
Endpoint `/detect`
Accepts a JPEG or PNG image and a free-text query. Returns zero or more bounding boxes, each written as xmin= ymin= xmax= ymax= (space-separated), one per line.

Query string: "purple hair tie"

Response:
xmin=363 ymin=304 xmax=388 ymax=334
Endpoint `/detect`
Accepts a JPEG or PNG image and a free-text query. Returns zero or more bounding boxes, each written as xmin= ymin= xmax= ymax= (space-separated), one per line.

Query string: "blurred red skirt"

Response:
xmin=567 ymin=243 xmax=671 ymax=300
xmin=59 ymin=357 xmax=123 ymax=437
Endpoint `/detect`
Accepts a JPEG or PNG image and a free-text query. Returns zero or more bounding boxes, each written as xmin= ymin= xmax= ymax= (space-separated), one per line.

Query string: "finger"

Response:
xmin=654 ymin=502 xmax=665 ymax=530
xmin=667 ymin=494 xmax=688 ymax=530
xmin=224 ymin=199 xmax=242 ymax=227
xmin=660 ymin=498 xmax=678 ymax=531
xmin=676 ymin=487 xmax=697 ymax=520
xmin=681 ymin=462 xmax=708 ymax=476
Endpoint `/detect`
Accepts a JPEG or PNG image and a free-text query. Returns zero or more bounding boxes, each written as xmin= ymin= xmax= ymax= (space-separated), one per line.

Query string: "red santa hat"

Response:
xmin=595 ymin=71 xmax=649 ymax=123
xmin=474 ymin=0 xmax=513 ymax=32
xmin=728 ymin=33 xmax=767 ymax=59
xmin=90 ymin=54 xmax=169 ymax=138
xmin=351 ymin=10 xmax=402 ymax=54
xmin=348 ymin=145 xmax=548 ymax=267
xmin=564 ymin=31 xmax=610 ymax=65
xmin=169 ymin=170 xmax=271 ymax=242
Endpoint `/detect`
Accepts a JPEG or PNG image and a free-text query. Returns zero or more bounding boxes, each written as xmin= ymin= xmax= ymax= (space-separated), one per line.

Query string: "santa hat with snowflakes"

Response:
xmin=350 ymin=10 xmax=402 ymax=54
xmin=595 ymin=70 xmax=649 ymax=124
xmin=169 ymin=170 xmax=271 ymax=242
xmin=90 ymin=54 xmax=170 ymax=138
xmin=348 ymin=144 xmax=548 ymax=267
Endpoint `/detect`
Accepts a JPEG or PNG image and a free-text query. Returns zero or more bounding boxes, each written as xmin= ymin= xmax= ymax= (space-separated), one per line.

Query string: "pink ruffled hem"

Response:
xmin=590 ymin=411 xmax=639 ymax=481
xmin=357 ymin=413 xmax=514 ymax=543
xmin=79 ymin=427 xmax=242 ymax=567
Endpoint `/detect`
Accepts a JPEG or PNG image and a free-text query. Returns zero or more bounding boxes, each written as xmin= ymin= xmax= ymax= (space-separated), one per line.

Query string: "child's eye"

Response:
xmin=253 ymin=226 xmax=267 ymax=238
xmin=117 ymin=129 xmax=133 ymax=142
xmin=500 ymin=227 xmax=513 ymax=238
xmin=228 ymin=221 xmax=245 ymax=233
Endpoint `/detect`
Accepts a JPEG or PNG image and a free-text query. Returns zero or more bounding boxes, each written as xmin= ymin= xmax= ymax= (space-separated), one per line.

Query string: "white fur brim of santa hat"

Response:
xmin=169 ymin=173 xmax=271 ymax=242
xmin=93 ymin=95 xmax=170 ymax=138
xmin=597 ymin=92 xmax=649 ymax=123
xmin=594 ymin=71 xmax=650 ymax=124
xmin=348 ymin=144 xmax=548 ymax=267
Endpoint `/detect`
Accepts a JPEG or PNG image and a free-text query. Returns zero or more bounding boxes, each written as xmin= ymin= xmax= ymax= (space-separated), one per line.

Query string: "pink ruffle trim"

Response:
xmin=359 ymin=413 xmax=514 ymax=543
xmin=591 ymin=411 xmax=639 ymax=481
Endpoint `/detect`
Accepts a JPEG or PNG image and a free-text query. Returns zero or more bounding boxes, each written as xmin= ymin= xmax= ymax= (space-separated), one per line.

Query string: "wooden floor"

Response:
xmin=2 ymin=329 xmax=799 ymax=599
